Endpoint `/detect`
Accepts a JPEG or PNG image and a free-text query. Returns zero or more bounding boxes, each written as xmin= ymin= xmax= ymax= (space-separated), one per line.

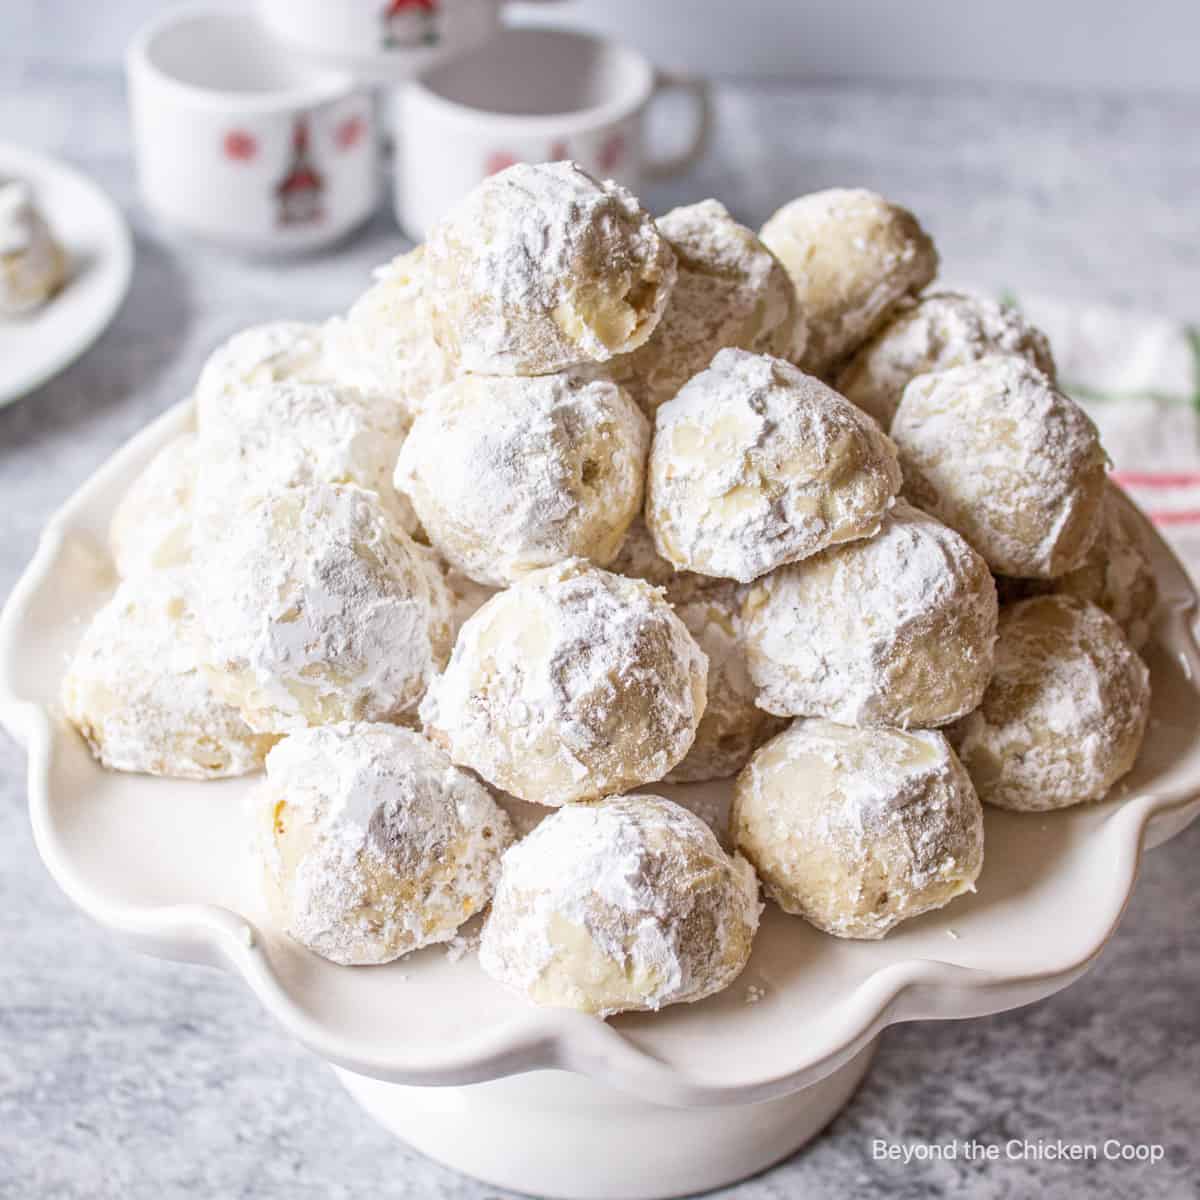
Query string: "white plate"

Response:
xmin=0 ymin=143 xmax=134 ymax=408
xmin=2 ymin=398 xmax=1199 ymax=1112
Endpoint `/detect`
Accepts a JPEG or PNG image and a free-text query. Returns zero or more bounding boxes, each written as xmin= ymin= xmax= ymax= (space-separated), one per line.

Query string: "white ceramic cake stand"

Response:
xmin=3 ymin=399 xmax=1200 ymax=1200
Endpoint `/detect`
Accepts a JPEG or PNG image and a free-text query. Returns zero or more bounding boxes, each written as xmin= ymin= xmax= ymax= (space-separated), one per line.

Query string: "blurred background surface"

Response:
xmin=7 ymin=0 xmax=1200 ymax=91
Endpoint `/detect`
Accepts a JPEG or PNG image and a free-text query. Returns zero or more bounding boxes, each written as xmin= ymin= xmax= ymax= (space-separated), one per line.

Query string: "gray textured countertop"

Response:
xmin=2 ymin=54 xmax=1200 ymax=1200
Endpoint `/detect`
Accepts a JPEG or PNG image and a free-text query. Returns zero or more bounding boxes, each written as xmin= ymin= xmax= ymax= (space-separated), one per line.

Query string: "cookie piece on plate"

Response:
xmin=0 ymin=180 xmax=67 ymax=316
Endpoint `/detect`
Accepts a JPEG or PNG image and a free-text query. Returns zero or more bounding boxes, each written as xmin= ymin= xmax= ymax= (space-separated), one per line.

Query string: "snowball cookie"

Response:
xmin=607 ymin=520 xmax=783 ymax=780
xmin=835 ymin=291 xmax=1057 ymax=429
xmin=109 ymin=433 xmax=200 ymax=577
xmin=646 ymin=348 xmax=902 ymax=583
xmin=324 ymin=246 xmax=453 ymax=418
xmin=893 ymin=355 xmax=1108 ymax=578
xmin=395 ymin=371 xmax=648 ymax=586
xmin=733 ymin=719 xmax=983 ymax=939
xmin=258 ymin=722 xmax=512 ymax=965
xmin=195 ymin=484 xmax=453 ymax=735
xmin=425 ymin=161 xmax=676 ymax=375
xmin=994 ymin=482 xmax=1160 ymax=650
xmin=421 ymin=559 xmax=708 ymax=806
xmin=951 ymin=595 xmax=1151 ymax=812
xmin=744 ymin=500 xmax=998 ymax=727
xmin=479 ymin=795 xmax=761 ymax=1016
xmin=666 ymin=579 xmax=788 ymax=783
xmin=195 ymin=380 xmax=418 ymax=538
xmin=1052 ymin=483 xmax=1159 ymax=651
xmin=613 ymin=199 xmax=801 ymax=414
xmin=0 ymin=180 xmax=67 ymax=316
xmin=63 ymin=571 xmax=272 ymax=779
xmin=194 ymin=321 xmax=333 ymax=431
xmin=760 ymin=188 xmax=938 ymax=375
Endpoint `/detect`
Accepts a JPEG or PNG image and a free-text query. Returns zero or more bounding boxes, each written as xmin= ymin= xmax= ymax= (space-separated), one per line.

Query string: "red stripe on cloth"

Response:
xmin=1148 ymin=510 xmax=1200 ymax=525
xmin=1112 ymin=470 xmax=1200 ymax=488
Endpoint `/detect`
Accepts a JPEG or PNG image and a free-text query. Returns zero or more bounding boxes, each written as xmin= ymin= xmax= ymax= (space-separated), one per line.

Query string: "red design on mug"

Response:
xmin=381 ymin=0 xmax=440 ymax=49
xmin=549 ymin=140 xmax=569 ymax=161
xmin=335 ymin=114 xmax=368 ymax=152
xmin=223 ymin=130 xmax=259 ymax=162
xmin=485 ymin=151 xmax=518 ymax=177
xmin=598 ymin=132 xmax=625 ymax=173
xmin=276 ymin=118 xmax=325 ymax=228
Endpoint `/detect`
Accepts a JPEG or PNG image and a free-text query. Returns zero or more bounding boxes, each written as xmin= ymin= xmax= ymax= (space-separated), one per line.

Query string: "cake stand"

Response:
xmin=3 ymin=399 xmax=1199 ymax=1200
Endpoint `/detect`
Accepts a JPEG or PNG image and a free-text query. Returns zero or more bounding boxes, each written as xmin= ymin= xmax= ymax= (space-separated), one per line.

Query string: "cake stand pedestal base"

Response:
xmin=333 ymin=1038 xmax=877 ymax=1200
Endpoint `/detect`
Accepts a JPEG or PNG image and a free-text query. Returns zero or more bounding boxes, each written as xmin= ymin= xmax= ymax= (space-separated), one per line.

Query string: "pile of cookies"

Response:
xmin=63 ymin=162 xmax=1156 ymax=1018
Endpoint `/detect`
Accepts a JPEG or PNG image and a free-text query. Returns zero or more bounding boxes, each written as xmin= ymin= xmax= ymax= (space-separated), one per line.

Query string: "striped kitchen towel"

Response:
xmin=1017 ymin=295 xmax=1200 ymax=575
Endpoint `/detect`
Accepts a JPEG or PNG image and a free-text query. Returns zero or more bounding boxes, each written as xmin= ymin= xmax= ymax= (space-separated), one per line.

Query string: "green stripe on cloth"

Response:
xmin=1187 ymin=326 xmax=1200 ymax=413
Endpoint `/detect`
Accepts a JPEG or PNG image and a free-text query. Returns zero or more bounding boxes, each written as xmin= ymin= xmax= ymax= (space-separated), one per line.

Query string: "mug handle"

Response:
xmin=642 ymin=70 xmax=712 ymax=180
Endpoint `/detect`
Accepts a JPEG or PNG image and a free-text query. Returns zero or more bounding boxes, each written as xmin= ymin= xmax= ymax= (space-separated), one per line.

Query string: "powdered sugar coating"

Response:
xmin=743 ymin=500 xmax=998 ymax=727
xmin=479 ymin=795 xmax=761 ymax=1017
xmin=194 ymin=483 xmax=453 ymax=735
xmin=733 ymin=719 xmax=983 ymax=939
xmin=1050 ymin=485 xmax=1160 ymax=649
xmin=666 ymin=581 xmax=787 ymax=783
xmin=63 ymin=570 xmax=273 ymax=779
xmin=760 ymin=188 xmax=938 ymax=375
xmin=950 ymin=595 xmax=1151 ymax=812
xmin=258 ymin=722 xmax=512 ymax=966
xmin=324 ymin=246 xmax=453 ymax=418
xmin=420 ymin=559 xmax=708 ymax=806
xmin=195 ymin=380 xmax=419 ymax=538
xmin=646 ymin=348 xmax=902 ymax=583
xmin=892 ymin=355 xmax=1109 ymax=578
xmin=607 ymin=516 xmax=685 ymax=589
xmin=109 ymin=433 xmax=200 ymax=576
xmin=426 ymin=549 xmax=499 ymax=642
xmin=612 ymin=199 xmax=801 ymax=413
xmin=395 ymin=371 xmax=648 ymax=586
xmin=835 ymin=291 xmax=1057 ymax=429
xmin=997 ymin=482 xmax=1159 ymax=651
xmin=425 ymin=161 xmax=676 ymax=375
xmin=194 ymin=321 xmax=335 ymax=431
xmin=606 ymin=520 xmax=782 ymax=780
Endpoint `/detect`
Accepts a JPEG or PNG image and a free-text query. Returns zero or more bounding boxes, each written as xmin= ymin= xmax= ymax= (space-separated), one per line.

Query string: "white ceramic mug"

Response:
xmin=126 ymin=5 xmax=379 ymax=253
xmin=392 ymin=27 xmax=712 ymax=240
xmin=257 ymin=0 xmax=520 ymax=84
